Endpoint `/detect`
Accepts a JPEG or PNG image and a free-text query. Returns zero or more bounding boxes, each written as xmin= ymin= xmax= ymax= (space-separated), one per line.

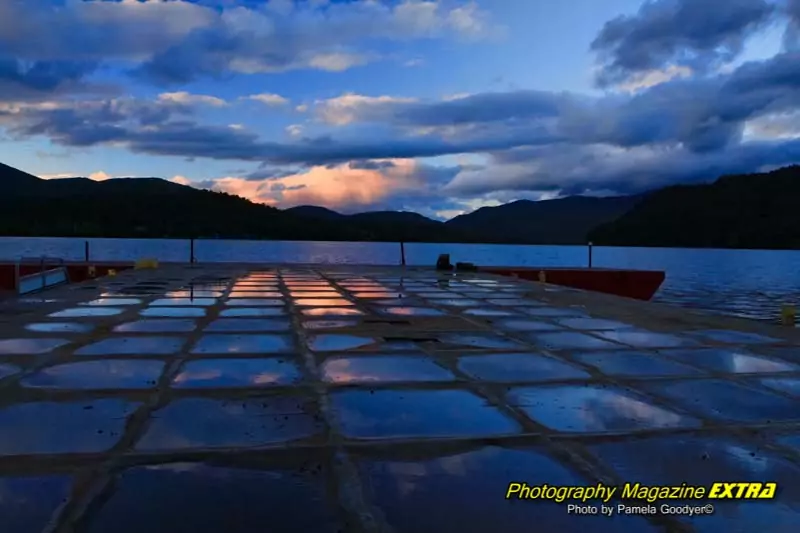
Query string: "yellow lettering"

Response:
xmin=759 ymin=483 xmax=777 ymax=499
xmin=744 ymin=484 xmax=762 ymax=498
xmin=506 ymin=483 xmax=521 ymax=499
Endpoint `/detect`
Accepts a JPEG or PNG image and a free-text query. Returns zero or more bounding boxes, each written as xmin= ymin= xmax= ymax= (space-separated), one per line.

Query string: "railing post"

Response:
xmin=400 ymin=241 xmax=406 ymax=266
xmin=588 ymin=241 xmax=593 ymax=268
xmin=190 ymin=238 xmax=195 ymax=264
xmin=84 ymin=241 xmax=90 ymax=263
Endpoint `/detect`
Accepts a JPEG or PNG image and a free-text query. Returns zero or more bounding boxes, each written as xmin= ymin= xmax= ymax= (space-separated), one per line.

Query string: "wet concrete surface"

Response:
xmin=1 ymin=263 xmax=799 ymax=532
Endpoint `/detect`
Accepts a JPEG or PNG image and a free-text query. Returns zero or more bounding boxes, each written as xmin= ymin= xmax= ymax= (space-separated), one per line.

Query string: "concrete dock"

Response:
xmin=1 ymin=264 xmax=799 ymax=533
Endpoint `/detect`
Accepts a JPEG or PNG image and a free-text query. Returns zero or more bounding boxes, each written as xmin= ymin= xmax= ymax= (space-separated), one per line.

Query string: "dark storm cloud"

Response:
xmin=591 ymin=0 xmax=776 ymax=86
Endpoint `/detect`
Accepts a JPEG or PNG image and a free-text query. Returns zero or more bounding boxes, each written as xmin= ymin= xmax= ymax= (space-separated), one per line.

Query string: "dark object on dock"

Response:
xmin=436 ymin=254 xmax=453 ymax=270
xmin=455 ymin=262 xmax=477 ymax=272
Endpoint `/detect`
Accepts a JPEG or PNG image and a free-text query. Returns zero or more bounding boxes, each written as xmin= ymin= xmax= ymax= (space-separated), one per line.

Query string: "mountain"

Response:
xmin=588 ymin=166 xmax=800 ymax=249
xmin=0 ymin=164 xmax=475 ymax=242
xmin=446 ymin=195 xmax=642 ymax=244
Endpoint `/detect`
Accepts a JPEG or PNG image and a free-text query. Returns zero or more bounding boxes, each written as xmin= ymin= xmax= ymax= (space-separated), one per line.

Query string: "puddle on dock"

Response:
xmin=457 ymin=353 xmax=590 ymax=382
xmin=302 ymin=320 xmax=359 ymax=330
xmin=356 ymin=446 xmax=656 ymax=533
xmin=557 ymin=318 xmax=634 ymax=330
xmin=301 ymin=307 xmax=364 ymax=317
xmin=572 ymin=351 xmax=703 ymax=377
xmin=172 ymin=358 xmax=302 ymax=388
xmin=76 ymin=337 xmax=184 ymax=356
xmin=82 ymin=462 xmax=343 ymax=533
xmin=135 ymin=397 xmax=322 ymax=451
xmin=435 ymin=334 xmax=527 ymax=350
xmin=0 ymin=363 xmax=20 ymax=379
xmin=81 ymin=298 xmax=142 ymax=306
xmin=495 ymin=319 xmax=563 ymax=332
xmin=522 ymin=307 xmax=586 ymax=318
xmin=50 ymin=307 xmax=123 ymax=318
xmin=22 ymin=360 xmax=165 ymax=389
xmin=321 ymin=356 xmax=454 ymax=383
xmin=205 ymin=319 xmax=292 ymax=333
xmin=25 ymin=322 xmax=94 ymax=333
xmin=307 ymin=335 xmax=375 ymax=352
xmin=150 ymin=298 xmax=217 ymax=307
xmin=463 ymin=309 xmax=516 ymax=317
xmin=0 ymin=399 xmax=139 ymax=455
xmin=140 ymin=307 xmax=207 ymax=318
xmin=379 ymin=307 xmax=446 ymax=316
xmin=229 ymin=291 xmax=283 ymax=298
xmin=530 ymin=332 xmax=621 ymax=350
xmin=331 ymin=389 xmax=521 ymax=439
xmin=294 ymin=298 xmax=353 ymax=307
xmin=759 ymin=378 xmax=800 ymax=397
xmin=220 ymin=307 xmax=286 ymax=317
xmin=114 ymin=319 xmax=197 ymax=333
xmin=224 ymin=299 xmax=284 ymax=307
xmin=165 ymin=290 xmax=224 ymax=298
xmin=660 ymin=349 xmax=798 ymax=373
xmin=0 ymin=475 xmax=74 ymax=533
xmin=688 ymin=329 xmax=781 ymax=344
xmin=596 ymin=329 xmax=698 ymax=348
xmin=191 ymin=334 xmax=294 ymax=354
xmin=637 ymin=379 xmax=800 ymax=423
xmin=588 ymin=435 xmax=800 ymax=533
xmin=508 ymin=385 xmax=699 ymax=433
xmin=0 ymin=338 xmax=70 ymax=355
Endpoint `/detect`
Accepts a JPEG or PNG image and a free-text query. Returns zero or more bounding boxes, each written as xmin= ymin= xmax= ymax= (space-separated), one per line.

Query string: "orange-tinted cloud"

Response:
xmin=199 ymin=159 xmax=425 ymax=211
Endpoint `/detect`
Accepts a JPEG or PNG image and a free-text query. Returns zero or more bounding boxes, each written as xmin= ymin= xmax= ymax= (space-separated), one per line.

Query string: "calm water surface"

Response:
xmin=2 ymin=237 xmax=799 ymax=322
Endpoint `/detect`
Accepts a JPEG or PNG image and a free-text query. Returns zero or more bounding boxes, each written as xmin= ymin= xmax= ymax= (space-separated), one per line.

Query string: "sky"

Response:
xmin=1 ymin=0 xmax=799 ymax=219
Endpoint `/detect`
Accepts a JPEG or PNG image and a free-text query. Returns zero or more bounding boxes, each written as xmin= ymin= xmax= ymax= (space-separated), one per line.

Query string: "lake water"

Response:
xmin=2 ymin=236 xmax=799 ymax=322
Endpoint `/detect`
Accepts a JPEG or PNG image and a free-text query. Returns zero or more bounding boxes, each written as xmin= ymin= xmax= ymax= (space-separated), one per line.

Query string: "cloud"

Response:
xmin=158 ymin=91 xmax=227 ymax=107
xmin=314 ymin=93 xmax=418 ymax=125
xmin=0 ymin=0 xmax=498 ymax=90
xmin=244 ymin=93 xmax=289 ymax=106
xmin=40 ymin=170 xmax=113 ymax=181
xmin=286 ymin=124 xmax=303 ymax=137
xmin=178 ymin=158 xmax=466 ymax=214
xmin=591 ymin=0 xmax=776 ymax=87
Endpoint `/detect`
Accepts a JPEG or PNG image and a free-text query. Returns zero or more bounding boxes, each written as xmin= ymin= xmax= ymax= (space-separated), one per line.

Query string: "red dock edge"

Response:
xmin=0 ymin=262 xmax=665 ymax=302
xmin=480 ymin=267 xmax=666 ymax=301
xmin=0 ymin=262 xmax=135 ymax=294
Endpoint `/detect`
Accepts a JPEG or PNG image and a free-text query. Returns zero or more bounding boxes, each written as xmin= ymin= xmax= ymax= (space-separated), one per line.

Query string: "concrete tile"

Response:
xmin=435 ymin=334 xmax=527 ymax=350
xmin=688 ymin=329 xmax=782 ymax=344
xmin=114 ymin=319 xmax=197 ymax=333
xmin=22 ymin=360 xmax=164 ymax=389
xmin=457 ymin=353 xmax=590 ymax=382
xmin=191 ymin=334 xmax=294 ymax=354
xmin=588 ymin=435 xmax=800 ymax=533
xmin=151 ymin=298 xmax=217 ymax=307
xmin=25 ymin=322 xmax=94 ymax=333
xmin=224 ymin=299 xmax=284 ymax=306
xmin=379 ymin=307 xmax=446 ymax=316
xmin=357 ymin=446 xmax=656 ymax=533
xmin=495 ymin=319 xmax=563 ymax=332
xmin=321 ymin=356 xmax=454 ymax=383
xmin=0 ymin=363 xmax=20 ymax=379
xmin=596 ymin=329 xmax=697 ymax=348
xmin=331 ymin=389 xmax=520 ymax=439
xmin=76 ymin=336 xmax=184 ymax=356
xmin=759 ymin=377 xmax=800 ymax=397
xmin=81 ymin=298 xmax=142 ymax=306
xmin=307 ymin=334 xmax=375 ymax=352
xmin=661 ymin=349 xmax=798 ymax=373
xmin=0 ymin=338 xmax=70 ymax=355
xmin=301 ymin=307 xmax=364 ymax=317
xmin=140 ymin=307 xmax=207 ymax=318
xmin=172 ymin=358 xmax=302 ymax=388
xmin=573 ymin=351 xmax=703 ymax=377
xmin=508 ymin=385 xmax=699 ymax=433
xmin=136 ymin=397 xmax=322 ymax=451
xmin=0 ymin=399 xmax=138 ymax=455
xmin=205 ymin=319 xmax=292 ymax=333
xmin=50 ymin=307 xmax=123 ymax=318
xmin=530 ymin=332 xmax=620 ymax=350
xmin=0 ymin=475 xmax=73 ymax=533
xmin=220 ymin=308 xmax=286 ymax=317
xmin=84 ymin=462 xmax=343 ymax=533
xmin=639 ymin=379 xmax=800 ymax=423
